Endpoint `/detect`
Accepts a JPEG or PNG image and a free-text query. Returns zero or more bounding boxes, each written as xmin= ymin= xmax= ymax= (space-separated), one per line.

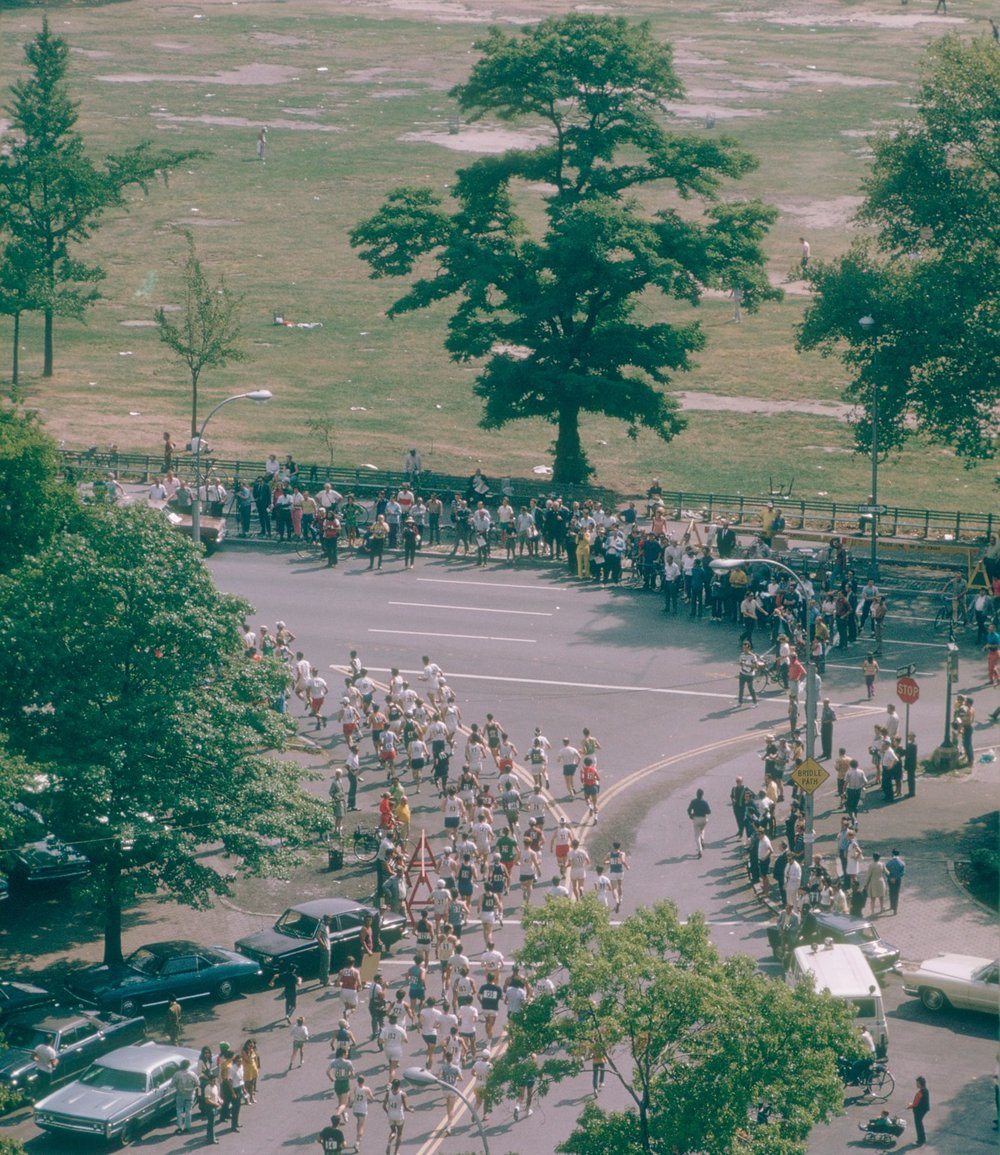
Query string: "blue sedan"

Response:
xmin=65 ymin=940 xmax=261 ymax=1018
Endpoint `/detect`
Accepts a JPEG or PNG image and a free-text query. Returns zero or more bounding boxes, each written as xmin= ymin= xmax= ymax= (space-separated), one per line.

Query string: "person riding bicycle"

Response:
xmin=945 ymin=573 xmax=968 ymax=623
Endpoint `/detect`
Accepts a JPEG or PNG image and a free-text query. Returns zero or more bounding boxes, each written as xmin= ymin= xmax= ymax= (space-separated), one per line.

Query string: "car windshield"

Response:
xmin=79 ymin=1065 xmax=147 ymax=1093
xmin=845 ymin=926 xmax=879 ymax=944
xmin=275 ymin=911 xmax=319 ymax=939
xmin=3 ymin=1024 xmax=53 ymax=1049
xmin=125 ymin=948 xmax=164 ymax=976
xmin=975 ymin=962 xmax=999 ymax=984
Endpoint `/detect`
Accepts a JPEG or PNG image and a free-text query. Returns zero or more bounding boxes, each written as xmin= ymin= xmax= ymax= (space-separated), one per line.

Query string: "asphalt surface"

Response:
xmin=1 ymin=538 xmax=997 ymax=1155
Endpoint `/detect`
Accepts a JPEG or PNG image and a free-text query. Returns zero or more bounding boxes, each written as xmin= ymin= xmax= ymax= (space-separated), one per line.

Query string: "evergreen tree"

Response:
xmin=0 ymin=19 xmax=197 ymax=377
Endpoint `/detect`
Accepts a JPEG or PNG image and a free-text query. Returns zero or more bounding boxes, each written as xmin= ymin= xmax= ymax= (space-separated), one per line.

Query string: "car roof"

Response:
xmin=283 ymin=899 xmax=372 ymax=919
xmin=97 ymin=1043 xmax=200 ymax=1072
xmin=6 ymin=1010 xmax=102 ymax=1031
xmin=131 ymin=941 xmax=208 ymax=957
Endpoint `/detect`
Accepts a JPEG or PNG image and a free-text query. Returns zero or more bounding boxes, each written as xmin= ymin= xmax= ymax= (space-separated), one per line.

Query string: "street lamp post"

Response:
xmin=190 ymin=390 xmax=272 ymax=545
xmin=403 ymin=1067 xmax=491 ymax=1155
xmin=711 ymin=556 xmax=820 ymax=886
xmin=858 ymin=315 xmax=879 ymax=581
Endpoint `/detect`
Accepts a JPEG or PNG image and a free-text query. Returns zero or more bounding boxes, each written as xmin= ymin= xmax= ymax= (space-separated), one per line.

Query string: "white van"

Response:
xmin=790 ymin=941 xmax=889 ymax=1054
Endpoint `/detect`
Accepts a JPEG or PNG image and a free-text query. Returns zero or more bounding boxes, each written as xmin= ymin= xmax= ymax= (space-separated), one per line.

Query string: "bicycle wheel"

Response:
xmin=295 ymin=539 xmax=322 ymax=561
xmin=752 ymin=670 xmax=770 ymax=696
xmin=352 ymin=834 xmax=380 ymax=865
xmin=866 ymin=1067 xmax=894 ymax=1102
xmin=932 ymin=604 xmax=951 ymax=634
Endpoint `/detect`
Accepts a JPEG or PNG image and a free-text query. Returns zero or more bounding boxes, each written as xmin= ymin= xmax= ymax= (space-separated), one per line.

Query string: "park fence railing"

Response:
xmin=60 ymin=449 xmax=995 ymax=545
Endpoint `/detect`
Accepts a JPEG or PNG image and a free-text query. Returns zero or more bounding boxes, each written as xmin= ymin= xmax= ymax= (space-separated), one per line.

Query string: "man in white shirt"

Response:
xmin=378 ymin=1016 xmax=408 ymax=1081
xmin=557 ymin=740 xmax=580 ymax=798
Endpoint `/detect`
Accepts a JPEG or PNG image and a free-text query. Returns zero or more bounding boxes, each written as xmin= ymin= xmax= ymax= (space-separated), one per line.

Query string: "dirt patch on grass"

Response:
xmin=722 ymin=7 xmax=967 ymax=28
xmin=253 ymin=32 xmax=314 ymax=47
xmin=152 ymin=112 xmax=342 ymax=132
xmin=171 ymin=216 xmax=244 ymax=227
xmin=402 ymin=123 xmax=551 ymax=152
xmin=98 ymin=63 xmax=300 ymax=86
xmin=774 ymin=195 xmax=864 ymax=230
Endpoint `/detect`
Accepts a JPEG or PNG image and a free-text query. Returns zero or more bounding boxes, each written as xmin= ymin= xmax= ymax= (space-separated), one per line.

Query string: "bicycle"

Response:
xmin=751 ymin=657 xmax=785 ymax=697
xmin=837 ymin=1056 xmax=895 ymax=1103
xmin=349 ymin=825 xmax=382 ymax=865
xmin=932 ymin=589 xmax=974 ymax=635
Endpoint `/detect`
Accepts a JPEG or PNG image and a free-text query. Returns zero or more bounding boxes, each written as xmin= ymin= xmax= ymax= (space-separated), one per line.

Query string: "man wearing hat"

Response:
xmin=402 ymin=516 xmax=421 ymax=569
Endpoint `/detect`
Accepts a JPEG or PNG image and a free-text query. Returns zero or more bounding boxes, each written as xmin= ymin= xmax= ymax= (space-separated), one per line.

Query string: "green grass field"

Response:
xmin=1 ymin=0 xmax=996 ymax=511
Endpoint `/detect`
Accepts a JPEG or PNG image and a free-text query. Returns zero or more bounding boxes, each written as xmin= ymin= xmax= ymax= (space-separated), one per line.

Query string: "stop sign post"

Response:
xmin=896 ymin=677 xmax=919 ymax=704
xmin=896 ymin=676 xmax=919 ymax=750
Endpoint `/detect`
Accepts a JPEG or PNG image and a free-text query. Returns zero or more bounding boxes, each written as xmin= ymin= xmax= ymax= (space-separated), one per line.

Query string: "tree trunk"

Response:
xmin=552 ymin=404 xmax=592 ymax=485
xmin=190 ymin=370 xmax=199 ymax=440
xmin=43 ymin=308 xmax=53 ymax=378
xmin=102 ymin=858 xmax=125 ymax=966
xmin=11 ymin=311 xmax=20 ymax=389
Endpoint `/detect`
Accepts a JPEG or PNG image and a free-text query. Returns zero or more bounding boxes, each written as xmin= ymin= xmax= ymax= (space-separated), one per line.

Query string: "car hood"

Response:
xmin=902 ymin=954 xmax=994 ymax=981
xmin=0 ymin=1048 xmax=35 ymax=1083
xmin=235 ymin=927 xmax=299 ymax=957
xmin=66 ymin=965 xmax=145 ymax=998
xmin=35 ymin=1083 xmax=143 ymax=1120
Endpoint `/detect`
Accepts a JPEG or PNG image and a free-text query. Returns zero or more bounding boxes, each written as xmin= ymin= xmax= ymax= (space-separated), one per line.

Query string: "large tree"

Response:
xmin=797 ymin=35 xmax=1000 ymax=463
xmin=0 ymin=19 xmax=197 ymax=377
xmin=0 ymin=405 xmax=71 ymax=572
xmin=351 ymin=14 xmax=779 ymax=483
xmin=155 ymin=233 xmax=249 ymax=440
xmin=0 ymin=504 xmax=324 ymax=964
xmin=488 ymin=898 xmax=857 ymax=1155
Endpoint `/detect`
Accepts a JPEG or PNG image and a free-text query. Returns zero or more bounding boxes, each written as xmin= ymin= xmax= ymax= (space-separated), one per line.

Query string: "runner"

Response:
xmin=378 ymin=1016 xmax=408 ymax=1082
xmin=558 ymin=737 xmax=581 ymax=798
xmin=518 ymin=835 xmax=541 ymax=906
xmin=580 ymin=756 xmax=601 ymax=822
xmin=349 ymin=1075 xmax=374 ymax=1151
xmin=567 ymin=839 xmax=591 ymax=900
xmin=439 ymin=1050 xmax=463 ymax=1137
xmin=551 ymin=819 xmax=572 ymax=877
xmin=382 ymin=1079 xmax=413 ymax=1155
xmin=605 ymin=841 xmax=630 ymax=913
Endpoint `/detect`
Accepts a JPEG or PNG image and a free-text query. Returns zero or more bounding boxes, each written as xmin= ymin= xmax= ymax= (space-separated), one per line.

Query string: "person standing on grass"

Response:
xmin=862 ymin=653 xmax=880 ymax=700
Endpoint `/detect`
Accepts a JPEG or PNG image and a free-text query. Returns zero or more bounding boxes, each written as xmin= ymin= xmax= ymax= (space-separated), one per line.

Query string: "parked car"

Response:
xmin=65 ymin=940 xmax=260 ymax=1017
xmin=235 ymin=898 xmax=408 ymax=979
xmin=0 ymin=978 xmax=58 ymax=1026
xmin=901 ymin=953 xmax=999 ymax=1013
xmin=34 ymin=1040 xmax=200 ymax=1145
xmin=768 ymin=909 xmax=901 ymax=973
xmin=0 ymin=1010 xmax=146 ymax=1105
xmin=3 ymin=803 xmax=89 ymax=886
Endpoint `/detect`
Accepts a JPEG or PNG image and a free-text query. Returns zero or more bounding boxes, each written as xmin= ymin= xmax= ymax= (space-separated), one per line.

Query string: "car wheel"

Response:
xmin=118 ymin=1120 xmax=139 ymax=1148
xmin=214 ymin=979 xmax=236 ymax=1002
xmin=919 ymin=987 xmax=949 ymax=1012
xmin=119 ymin=998 xmax=140 ymax=1018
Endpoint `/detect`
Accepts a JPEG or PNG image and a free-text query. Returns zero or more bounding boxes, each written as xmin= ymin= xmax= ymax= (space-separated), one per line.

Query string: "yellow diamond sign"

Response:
xmin=791 ymin=757 xmax=830 ymax=795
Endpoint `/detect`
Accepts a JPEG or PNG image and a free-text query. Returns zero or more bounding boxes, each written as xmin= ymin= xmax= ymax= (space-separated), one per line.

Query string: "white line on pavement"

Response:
xmin=388 ymin=601 xmax=554 ymax=617
xmin=418 ymin=578 xmax=563 ymax=592
xmin=368 ymin=629 xmax=536 ymax=644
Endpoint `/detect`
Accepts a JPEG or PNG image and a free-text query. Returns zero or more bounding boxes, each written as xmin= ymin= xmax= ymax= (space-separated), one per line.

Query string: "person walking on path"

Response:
xmin=737 ymin=641 xmax=759 ymax=707
xmin=166 ymin=995 xmax=182 ymax=1045
xmin=843 ymin=761 xmax=867 ymax=824
xmin=271 ymin=963 xmax=301 ymax=1024
xmin=862 ymin=653 xmax=880 ymax=700
xmin=687 ymin=789 xmax=711 ymax=858
xmin=908 ymin=1075 xmax=930 ymax=1145
xmin=288 ymin=1016 xmax=309 ymax=1069
xmin=885 ymin=849 xmax=905 ymax=914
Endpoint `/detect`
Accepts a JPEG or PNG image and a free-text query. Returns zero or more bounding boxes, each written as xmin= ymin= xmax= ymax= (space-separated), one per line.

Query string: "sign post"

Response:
xmin=896 ymin=675 xmax=919 ymax=748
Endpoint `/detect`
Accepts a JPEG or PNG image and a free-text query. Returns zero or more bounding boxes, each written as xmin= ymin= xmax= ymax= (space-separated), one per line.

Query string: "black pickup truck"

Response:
xmin=0 ymin=1009 xmax=146 ymax=1105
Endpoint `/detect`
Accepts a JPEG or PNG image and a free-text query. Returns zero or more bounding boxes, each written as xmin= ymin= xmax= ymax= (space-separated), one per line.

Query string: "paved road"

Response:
xmin=2 ymin=544 xmax=996 ymax=1154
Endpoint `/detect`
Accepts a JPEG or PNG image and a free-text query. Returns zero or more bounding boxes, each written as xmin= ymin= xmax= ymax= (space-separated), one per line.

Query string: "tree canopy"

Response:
xmin=488 ymin=898 xmax=857 ymax=1155
xmin=351 ymin=14 xmax=779 ymax=483
xmin=0 ymin=504 xmax=324 ymax=964
xmin=0 ymin=19 xmax=198 ymax=378
xmin=155 ymin=233 xmax=249 ymax=439
xmin=797 ymin=35 xmax=1000 ymax=463
xmin=0 ymin=405 xmax=71 ymax=572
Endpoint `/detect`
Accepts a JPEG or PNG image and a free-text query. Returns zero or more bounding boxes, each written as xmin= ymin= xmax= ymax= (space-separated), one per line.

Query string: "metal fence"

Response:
xmin=61 ymin=449 xmax=995 ymax=544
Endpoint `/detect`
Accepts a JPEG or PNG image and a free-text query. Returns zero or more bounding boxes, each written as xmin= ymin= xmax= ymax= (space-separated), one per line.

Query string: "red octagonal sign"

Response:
xmin=896 ymin=676 xmax=920 ymax=703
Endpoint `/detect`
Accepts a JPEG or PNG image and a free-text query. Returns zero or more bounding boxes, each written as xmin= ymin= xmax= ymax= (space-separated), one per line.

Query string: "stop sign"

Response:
xmin=896 ymin=676 xmax=920 ymax=703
